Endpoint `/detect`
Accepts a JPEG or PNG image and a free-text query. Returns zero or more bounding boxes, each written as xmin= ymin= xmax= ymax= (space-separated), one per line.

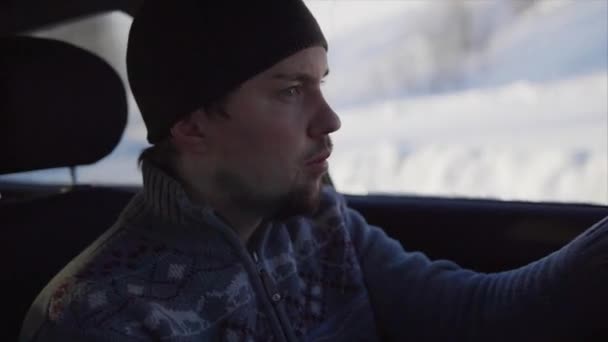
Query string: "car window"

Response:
xmin=3 ymin=0 xmax=606 ymax=205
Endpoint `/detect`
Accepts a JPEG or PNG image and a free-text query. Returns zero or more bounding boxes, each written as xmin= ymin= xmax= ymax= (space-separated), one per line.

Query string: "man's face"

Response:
xmin=203 ymin=46 xmax=341 ymax=218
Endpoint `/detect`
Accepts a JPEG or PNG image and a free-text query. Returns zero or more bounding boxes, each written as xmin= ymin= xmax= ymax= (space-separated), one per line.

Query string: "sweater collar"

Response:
xmin=140 ymin=159 xmax=215 ymax=226
xmin=139 ymin=159 xmax=270 ymax=245
xmin=138 ymin=159 xmax=273 ymax=256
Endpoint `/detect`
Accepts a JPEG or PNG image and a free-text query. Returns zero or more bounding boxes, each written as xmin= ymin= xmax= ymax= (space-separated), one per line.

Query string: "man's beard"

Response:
xmin=215 ymin=138 xmax=332 ymax=221
xmin=272 ymin=178 xmax=323 ymax=220
xmin=214 ymin=168 xmax=323 ymax=222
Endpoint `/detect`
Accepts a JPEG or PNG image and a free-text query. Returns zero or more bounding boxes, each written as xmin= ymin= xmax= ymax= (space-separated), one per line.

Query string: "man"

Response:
xmin=20 ymin=0 xmax=607 ymax=341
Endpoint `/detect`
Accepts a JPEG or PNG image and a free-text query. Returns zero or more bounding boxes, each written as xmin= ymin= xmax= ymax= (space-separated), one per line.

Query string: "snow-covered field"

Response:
xmin=330 ymin=73 xmax=607 ymax=203
xmin=7 ymin=0 xmax=607 ymax=205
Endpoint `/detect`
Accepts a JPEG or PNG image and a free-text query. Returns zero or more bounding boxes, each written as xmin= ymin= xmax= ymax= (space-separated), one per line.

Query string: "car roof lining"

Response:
xmin=0 ymin=0 xmax=143 ymax=35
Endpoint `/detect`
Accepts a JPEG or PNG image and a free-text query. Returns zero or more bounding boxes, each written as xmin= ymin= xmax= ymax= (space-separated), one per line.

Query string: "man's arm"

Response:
xmin=345 ymin=207 xmax=608 ymax=341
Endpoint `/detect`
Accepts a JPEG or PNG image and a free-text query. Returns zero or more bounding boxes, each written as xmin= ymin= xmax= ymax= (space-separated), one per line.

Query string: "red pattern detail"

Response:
xmin=48 ymin=278 xmax=75 ymax=321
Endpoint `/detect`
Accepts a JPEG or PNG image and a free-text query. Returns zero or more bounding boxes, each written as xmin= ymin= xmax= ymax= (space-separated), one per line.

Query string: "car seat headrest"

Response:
xmin=0 ymin=36 xmax=127 ymax=175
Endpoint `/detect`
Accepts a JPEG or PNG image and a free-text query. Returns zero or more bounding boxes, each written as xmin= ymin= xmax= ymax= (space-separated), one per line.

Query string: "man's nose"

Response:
xmin=308 ymin=96 xmax=341 ymax=137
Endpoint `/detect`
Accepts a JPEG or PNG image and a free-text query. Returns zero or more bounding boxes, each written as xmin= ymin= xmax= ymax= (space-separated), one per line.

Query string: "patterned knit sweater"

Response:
xmin=20 ymin=161 xmax=608 ymax=341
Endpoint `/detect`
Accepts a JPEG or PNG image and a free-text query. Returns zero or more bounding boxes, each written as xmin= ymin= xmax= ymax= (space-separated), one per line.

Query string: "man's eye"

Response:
xmin=281 ymin=86 xmax=302 ymax=97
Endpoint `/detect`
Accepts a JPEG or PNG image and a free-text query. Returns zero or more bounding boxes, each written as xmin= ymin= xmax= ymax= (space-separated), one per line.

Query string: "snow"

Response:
xmin=330 ymin=73 xmax=607 ymax=203
xmin=3 ymin=1 xmax=607 ymax=205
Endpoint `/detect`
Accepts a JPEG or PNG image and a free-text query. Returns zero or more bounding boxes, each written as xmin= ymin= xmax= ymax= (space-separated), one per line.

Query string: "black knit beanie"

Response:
xmin=126 ymin=0 xmax=327 ymax=144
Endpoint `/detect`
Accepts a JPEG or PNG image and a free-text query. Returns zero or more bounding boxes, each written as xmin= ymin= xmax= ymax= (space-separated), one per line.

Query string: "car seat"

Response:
xmin=0 ymin=36 xmax=132 ymax=341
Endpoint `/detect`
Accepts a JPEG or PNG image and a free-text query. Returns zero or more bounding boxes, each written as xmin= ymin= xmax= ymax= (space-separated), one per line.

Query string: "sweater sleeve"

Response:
xmin=346 ymin=208 xmax=608 ymax=342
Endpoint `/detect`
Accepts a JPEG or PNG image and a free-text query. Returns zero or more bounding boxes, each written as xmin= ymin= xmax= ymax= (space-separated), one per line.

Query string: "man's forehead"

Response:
xmin=263 ymin=47 xmax=329 ymax=81
xmin=270 ymin=69 xmax=330 ymax=82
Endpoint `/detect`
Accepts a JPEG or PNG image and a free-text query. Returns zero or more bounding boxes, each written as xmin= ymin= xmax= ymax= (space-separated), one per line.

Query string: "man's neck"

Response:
xmin=186 ymin=186 xmax=262 ymax=244
xmin=173 ymin=157 xmax=275 ymax=244
xmin=175 ymin=173 xmax=260 ymax=244
xmin=208 ymin=203 xmax=263 ymax=244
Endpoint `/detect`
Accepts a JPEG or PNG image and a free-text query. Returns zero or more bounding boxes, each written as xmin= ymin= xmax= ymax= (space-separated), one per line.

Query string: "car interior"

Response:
xmin=2 ymin=1 xmax=607 ymax=341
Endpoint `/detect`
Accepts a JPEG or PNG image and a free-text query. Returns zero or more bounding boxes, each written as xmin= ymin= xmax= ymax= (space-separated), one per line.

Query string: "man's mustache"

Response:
xmin=305 ymin=136 xmax=333 ymax=162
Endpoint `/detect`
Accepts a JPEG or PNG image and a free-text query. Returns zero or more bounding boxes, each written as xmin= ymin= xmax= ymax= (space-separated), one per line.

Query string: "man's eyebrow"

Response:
xmin=271 ymin=69 xmax=330 ymax=82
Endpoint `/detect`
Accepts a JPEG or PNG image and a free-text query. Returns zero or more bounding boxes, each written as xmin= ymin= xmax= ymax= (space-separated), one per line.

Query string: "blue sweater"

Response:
xmin=20 ymin=161 xmax=608 ymax=341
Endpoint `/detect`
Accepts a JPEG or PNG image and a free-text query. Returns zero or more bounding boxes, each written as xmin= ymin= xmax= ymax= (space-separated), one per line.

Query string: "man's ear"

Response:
xmin=170 ymin=109 xmax=208 ymax=154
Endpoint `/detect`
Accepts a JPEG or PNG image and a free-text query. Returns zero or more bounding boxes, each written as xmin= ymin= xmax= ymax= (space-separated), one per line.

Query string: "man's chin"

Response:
xmin=273 ymin=180 xmax=323 ymax=220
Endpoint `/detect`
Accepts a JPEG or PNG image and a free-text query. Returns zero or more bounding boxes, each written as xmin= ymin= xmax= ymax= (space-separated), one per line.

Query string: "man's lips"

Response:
xmin=305 ymin=150 xmax=331 ymax=165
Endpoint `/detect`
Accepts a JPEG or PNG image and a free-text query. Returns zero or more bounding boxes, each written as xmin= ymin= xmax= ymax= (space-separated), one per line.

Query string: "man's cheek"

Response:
xmin=260 ymin=133 xmax=295 ymax=155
